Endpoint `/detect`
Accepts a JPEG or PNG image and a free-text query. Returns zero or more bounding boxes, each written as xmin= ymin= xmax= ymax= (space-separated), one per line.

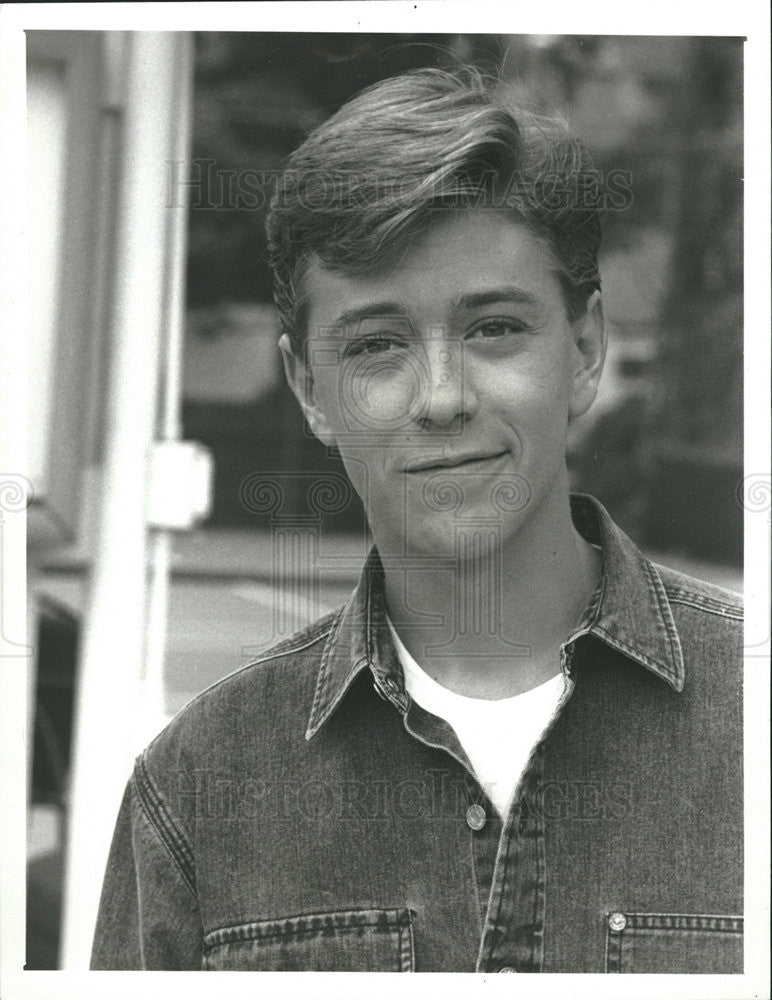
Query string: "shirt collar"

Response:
xmin=305 ymin=493 xmax=684 ymax=741
xmin=305 ymin=546 xmax=401 ymax=740
xmin=569 ymin=494 xmax=684 ymax=691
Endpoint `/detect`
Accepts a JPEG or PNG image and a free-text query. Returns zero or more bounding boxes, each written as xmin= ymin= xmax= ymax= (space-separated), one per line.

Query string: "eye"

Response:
xmin=343 ymin=335 xmax=404 ymax=358
xmin=467 ymin=318 xmax=528 ymax=340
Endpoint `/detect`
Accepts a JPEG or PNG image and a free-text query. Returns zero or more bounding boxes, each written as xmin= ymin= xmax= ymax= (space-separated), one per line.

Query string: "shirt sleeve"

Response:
xmin=90 ymin=769 xmax=203 ymax=970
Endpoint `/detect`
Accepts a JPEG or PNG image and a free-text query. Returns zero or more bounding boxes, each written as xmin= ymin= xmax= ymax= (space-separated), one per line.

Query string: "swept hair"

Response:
xmin=266 ymin=66 xmax=602 ymax=353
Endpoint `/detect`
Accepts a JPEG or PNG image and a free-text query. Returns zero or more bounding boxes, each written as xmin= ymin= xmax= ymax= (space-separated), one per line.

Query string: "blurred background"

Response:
xmin=25 ymin=31 xmax=743 ymax=969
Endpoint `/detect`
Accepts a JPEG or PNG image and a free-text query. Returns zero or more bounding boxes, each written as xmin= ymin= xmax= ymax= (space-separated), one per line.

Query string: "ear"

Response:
xmin=279 ymin=333 xmax=337 ymax=447
xmin=568 ymin=290 xmax=606 ymax=421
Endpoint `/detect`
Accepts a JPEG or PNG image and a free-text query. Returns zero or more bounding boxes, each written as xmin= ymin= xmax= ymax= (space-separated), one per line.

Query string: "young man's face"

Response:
xmin=281 ymin=209 xmax=605 ymax=558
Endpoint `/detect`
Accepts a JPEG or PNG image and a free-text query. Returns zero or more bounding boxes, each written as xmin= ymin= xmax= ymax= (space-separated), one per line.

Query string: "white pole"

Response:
xmin=0 ymin=23 xmax=30 ymax=981
xmin=140 ymin=32 xmax=195 ymax=749
xmin=60 ymin=32 xmax=193 ymax=970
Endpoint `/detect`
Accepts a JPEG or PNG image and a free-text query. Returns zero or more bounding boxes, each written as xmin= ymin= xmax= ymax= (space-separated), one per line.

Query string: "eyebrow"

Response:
xmin=328 ymin=301 xmax=409 ymax=332
xmin=451 ymin=285 xmax=541 ymax=313
xmin=326 ymin=286 xmax=542 ymax=334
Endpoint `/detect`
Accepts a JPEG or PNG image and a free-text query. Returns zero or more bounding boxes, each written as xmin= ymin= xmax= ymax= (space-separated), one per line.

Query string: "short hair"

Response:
xmin=266 ymin=66 xmax=602 ymax=355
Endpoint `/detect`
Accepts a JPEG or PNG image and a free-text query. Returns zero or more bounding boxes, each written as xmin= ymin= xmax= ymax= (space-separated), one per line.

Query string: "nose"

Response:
xmin=413 ymin=337 xmax=478 ymax=429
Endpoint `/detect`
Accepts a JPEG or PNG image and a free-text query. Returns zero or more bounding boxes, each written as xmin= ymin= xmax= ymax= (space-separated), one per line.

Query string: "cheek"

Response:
xmin=482 ymin=360 xmax=573 ymax=451
xmin=318 ymin=366 xmax=420 ymax=437
xmin=345 ymin=366 xmax=423 ymax=434
xmin=487 ymin=364 xmax=569 ymax=416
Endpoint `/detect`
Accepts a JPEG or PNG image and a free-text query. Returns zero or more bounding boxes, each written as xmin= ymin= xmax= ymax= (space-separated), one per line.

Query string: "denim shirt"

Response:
xmin=91 ymin=495 xmax=743 ymax=972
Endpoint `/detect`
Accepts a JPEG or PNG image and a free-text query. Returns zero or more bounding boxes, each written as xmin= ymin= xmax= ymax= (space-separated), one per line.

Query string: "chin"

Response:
xmin=403 ymin=513 xmax=525 ymax=563
xmin=368 ymin=476 xmax=536 ymax=560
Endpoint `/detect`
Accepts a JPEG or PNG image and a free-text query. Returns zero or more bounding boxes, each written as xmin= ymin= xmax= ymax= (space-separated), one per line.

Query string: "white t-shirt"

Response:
xmin=387 ymin=620 xmax=565 ymax=820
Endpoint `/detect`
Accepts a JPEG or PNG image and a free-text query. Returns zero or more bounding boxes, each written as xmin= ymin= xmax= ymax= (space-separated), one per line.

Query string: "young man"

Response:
xmin=92 ymin=68 xmax=743 ymax=973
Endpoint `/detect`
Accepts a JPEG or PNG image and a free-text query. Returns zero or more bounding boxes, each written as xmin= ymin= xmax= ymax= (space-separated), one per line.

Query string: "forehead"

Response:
xmin=302 ymin=210 xmax=564 ymax=335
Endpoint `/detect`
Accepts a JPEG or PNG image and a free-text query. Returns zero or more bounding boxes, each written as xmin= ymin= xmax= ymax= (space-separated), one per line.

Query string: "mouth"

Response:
xmin=405 ymin=451 xmax=508 ymax=473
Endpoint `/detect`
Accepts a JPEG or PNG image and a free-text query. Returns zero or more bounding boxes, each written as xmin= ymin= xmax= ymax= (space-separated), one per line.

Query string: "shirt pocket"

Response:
xmin=604 ymin=911 xmax=743 ymax=973
xmin=202 ymin=907 xmax=415 ymax=971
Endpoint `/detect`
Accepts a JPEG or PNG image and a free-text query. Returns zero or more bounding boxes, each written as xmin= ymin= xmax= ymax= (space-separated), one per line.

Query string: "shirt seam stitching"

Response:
xmin=306 ymin=605 xmax=348 ymax=730
xmin=666 ymin=596 xmax=743 ymax=619
xmin=533 ymin=760 xmax=546 ymax=971
xmin=248 ymin=626 xmax=335 ymax=665
xmin=134 ymin=753 xmax=198 ymax=899
xmin=622 ymin=911 xmax=743 ymax=922
xmin=205 ymin=921 xmax=401 ymax=947
xmin=203 ymin=906 xmax=410 ymax=946
xmin=468 ymin=825 xmax=487 ymax=938
xmin=157 ymin=622 xmax=337 ymax=725
xmin=643 ymin=558 xmax=683 ymax=677
xmin=488 ymin=790 xmax=520 ymax=970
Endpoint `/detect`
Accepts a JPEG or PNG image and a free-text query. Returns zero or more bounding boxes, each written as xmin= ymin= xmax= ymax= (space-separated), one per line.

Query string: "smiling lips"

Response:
xmin=405 ymin=451 xmax=508 ymax=473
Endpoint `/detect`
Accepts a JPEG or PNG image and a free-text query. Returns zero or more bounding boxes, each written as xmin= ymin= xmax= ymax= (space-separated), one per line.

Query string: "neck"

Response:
xmin=380 ymin=485 xmax=601 ymax=699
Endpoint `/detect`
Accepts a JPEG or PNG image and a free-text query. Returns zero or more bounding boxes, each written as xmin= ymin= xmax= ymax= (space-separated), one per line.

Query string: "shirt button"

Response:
xmin=608 ymin=912 xmax=627 ymax=932
xmin=383 ymin=677 xmax=398 ymax=693
xmin=465 ymin=803 xmax=486 ymax=831
xmin=499 ymin=966 xmax=516 ymax=973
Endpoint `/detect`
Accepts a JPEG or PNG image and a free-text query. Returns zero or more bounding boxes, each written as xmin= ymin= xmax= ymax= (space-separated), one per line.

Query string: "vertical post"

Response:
xmin=141 ymin=32 xmax=195 ymax=748
xmin=60 ymin=32 xmax=194 ymax=970
xmin=0 ymin=25 xmax=29 ymax=978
